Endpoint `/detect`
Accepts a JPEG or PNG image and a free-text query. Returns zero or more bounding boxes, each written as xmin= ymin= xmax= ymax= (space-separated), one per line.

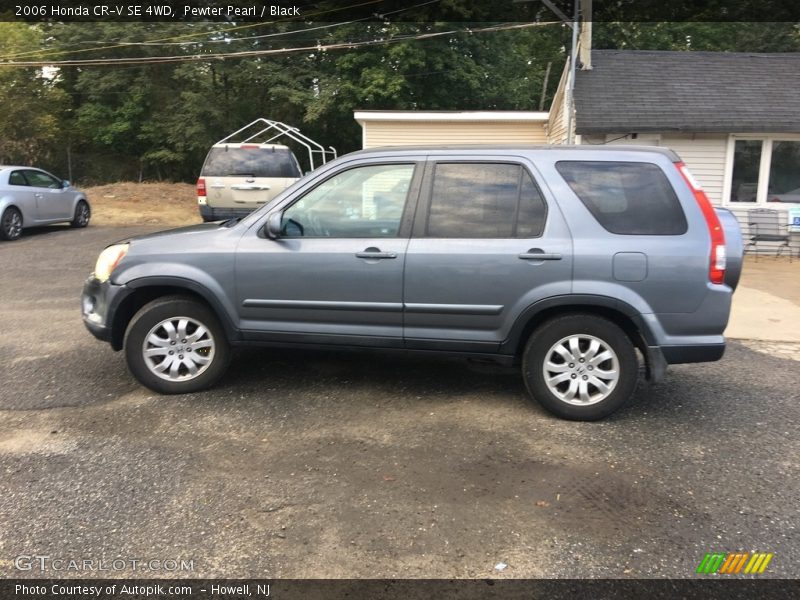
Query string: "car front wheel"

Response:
xmin=124 ymin=296 xmax=231 ymax=394
xmin=522 ymin=314 xmax=638 ymax=420
xmin=71 ymin=200 xmax=90 ymax=228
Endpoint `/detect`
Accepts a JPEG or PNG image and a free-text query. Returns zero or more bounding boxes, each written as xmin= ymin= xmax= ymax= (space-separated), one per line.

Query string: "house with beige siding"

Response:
xmin=355 ymin=111 xmax=549 ymax=149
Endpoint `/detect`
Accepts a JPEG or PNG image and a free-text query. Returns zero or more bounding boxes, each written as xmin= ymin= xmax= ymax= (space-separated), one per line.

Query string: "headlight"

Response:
xmin=93 ymin=243 xmax=129 ymax=282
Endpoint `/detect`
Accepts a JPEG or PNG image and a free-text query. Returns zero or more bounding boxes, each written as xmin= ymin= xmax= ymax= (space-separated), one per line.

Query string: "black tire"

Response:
xmin=124 ymin=295 xmax=231 ymax=394
xmin=0 ymin=206 xmax=23 ymax=241
xmin=71 ymin=200 xmax=91 ymax=228
xmin=522 ymin=314 xmax=638 ymax=421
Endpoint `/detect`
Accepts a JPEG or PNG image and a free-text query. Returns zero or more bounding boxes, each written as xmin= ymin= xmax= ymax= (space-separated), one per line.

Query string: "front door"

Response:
xmin=235 ymin=161 xmax=423 ymax=347
xmin=24 ymin=170 xmax=71 ymax=220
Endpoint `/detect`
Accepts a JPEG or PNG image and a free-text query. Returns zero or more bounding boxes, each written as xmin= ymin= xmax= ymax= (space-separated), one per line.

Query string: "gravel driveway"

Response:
xmin=0 ymin=224 xmax=798 ymax=579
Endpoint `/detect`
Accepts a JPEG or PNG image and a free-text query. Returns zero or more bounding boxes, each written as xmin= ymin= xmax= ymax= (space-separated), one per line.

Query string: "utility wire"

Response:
xmin=0 ymin=21 xmax=557 ymax=68
xmin=103 ymin=0 xmax=443 ymax=48
xmin=0 ymin=0 xmax=388 ymax=61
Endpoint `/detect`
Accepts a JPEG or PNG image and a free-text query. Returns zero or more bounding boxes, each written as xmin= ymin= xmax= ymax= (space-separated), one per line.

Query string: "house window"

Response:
xmin=730 ymin=140 xmax=761 ymax=203
xmin=727 ymin=136 xmax=800 ymax=205
xmin=767 ymin=141 xmax=800 ymax=204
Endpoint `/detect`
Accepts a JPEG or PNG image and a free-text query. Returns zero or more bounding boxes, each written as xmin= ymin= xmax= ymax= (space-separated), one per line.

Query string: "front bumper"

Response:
xmin=81 ymin=276 xmax=127 ymax=346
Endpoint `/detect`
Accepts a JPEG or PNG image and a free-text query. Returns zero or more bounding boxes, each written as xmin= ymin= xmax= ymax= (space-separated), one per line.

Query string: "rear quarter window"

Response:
xmin=8 ymin=171 xmax=27 ymax=186
xmin=555 ymin=161 xmax=688 ymax=235
xmin=202 ymin=147 xmax=301 ymax=178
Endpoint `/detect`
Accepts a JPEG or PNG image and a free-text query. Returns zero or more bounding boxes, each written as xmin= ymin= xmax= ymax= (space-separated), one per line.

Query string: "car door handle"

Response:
xmin=356 ymin=248 xmax=397 ymax=259
xmin=518 ymin=249 xmax=562 ymax=260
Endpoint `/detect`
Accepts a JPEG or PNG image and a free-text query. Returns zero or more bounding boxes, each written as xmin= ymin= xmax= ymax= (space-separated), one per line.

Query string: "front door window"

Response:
xmin=282 ymin=164 xmax=415 ymax=237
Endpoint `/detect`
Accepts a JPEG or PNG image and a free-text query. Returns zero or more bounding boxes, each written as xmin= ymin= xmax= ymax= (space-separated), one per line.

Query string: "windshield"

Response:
xmin=201 ymin=147 xmax=301 ymax=178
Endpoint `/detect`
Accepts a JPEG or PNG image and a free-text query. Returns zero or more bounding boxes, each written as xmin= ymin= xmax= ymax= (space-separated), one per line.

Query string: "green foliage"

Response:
xmin=0 ymin=17 xmax=796 ymax=183
xmin=0 ymin=23 xmax=69 ymax=168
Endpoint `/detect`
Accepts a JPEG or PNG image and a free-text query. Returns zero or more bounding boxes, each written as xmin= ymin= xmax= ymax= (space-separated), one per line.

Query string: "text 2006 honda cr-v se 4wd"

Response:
xmin=82 ymin=146 xmax=743 ymax=420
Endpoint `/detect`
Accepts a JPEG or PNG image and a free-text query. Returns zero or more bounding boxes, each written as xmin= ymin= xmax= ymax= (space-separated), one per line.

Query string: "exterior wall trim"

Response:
xmin=355 ymin=111 xmax=549 ymax=123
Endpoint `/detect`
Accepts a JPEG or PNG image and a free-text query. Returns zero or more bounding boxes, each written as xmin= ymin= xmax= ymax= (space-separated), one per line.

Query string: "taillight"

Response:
xmin=675 ymin=162 xmax=726 ymax=284
xmin=196 ymin=177 xmax=206 ymax=197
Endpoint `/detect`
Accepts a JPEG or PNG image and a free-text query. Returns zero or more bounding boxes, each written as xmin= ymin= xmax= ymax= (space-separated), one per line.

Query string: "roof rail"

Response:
xmin=216 ymin=118 xmax=337 ymax=171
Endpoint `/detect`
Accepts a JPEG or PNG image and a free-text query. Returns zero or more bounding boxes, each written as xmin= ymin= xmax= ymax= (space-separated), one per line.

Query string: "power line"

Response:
xmin=0 ymin=21 xmax=558 ymax=68
xmin=0 ymin=0 xmax=388 ymax=61
xmin=95 ymin=0 xmax=444 ymax=48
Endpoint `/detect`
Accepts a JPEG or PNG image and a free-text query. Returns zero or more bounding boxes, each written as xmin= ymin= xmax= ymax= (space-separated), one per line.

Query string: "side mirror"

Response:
xmin=61 ymin=180 xmax=71 ymax=189
xmin=265 ymin=212 xmax=283 ymax=239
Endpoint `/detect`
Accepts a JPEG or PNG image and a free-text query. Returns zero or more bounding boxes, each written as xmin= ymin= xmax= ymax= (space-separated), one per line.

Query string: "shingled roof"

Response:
xmin=574 ymin=50 xmax=800 ymax=134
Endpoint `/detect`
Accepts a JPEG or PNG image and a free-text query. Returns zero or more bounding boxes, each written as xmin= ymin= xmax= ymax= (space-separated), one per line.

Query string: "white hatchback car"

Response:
xmin=0 ymin=166 xmax=90 ymax=241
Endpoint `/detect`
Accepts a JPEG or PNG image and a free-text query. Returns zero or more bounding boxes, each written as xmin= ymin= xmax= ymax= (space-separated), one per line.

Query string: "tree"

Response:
xmin=0 ymin=23 xmax=69 ymax=170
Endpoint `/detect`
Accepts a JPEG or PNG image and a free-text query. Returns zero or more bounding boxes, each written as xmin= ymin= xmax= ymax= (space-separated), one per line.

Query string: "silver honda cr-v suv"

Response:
xmin=82 ymin=146 xmax=743 ymax=420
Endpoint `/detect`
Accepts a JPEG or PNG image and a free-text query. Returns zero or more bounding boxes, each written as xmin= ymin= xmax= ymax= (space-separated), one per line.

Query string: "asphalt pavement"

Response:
xmin=0 ymin=224 xmax=798 ymax=579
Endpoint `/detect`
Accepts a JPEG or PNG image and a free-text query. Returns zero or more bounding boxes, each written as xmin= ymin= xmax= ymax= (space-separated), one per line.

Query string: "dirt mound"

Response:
xmin=84 ymin=182 xmax=201 ymax=227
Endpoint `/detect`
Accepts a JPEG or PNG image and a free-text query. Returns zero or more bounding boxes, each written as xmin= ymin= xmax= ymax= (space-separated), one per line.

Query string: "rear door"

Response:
xmin=234 ymin=159 xmax=424 ymax=346
xmin=403 ymin=157 xmax=573 ymax=352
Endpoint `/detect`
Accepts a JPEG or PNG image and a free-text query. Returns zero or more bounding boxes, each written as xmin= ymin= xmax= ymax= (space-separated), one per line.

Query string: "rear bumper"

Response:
xmin=661 ymin=343 xmax=726 ymax=364
xmin=199 ymin=205 xmax=255 ymax=221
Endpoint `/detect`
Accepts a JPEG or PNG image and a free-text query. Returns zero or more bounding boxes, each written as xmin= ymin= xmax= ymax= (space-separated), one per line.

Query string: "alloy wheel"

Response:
xmin=542 ymin=334 xmax=620 ymax=405
xmin=142 ymin=316 xmax=216 ymax=381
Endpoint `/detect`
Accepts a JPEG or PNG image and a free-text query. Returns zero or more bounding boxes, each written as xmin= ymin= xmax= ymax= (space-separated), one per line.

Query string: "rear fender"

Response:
xmin=500 ymin=294 xmax=659 ymax=355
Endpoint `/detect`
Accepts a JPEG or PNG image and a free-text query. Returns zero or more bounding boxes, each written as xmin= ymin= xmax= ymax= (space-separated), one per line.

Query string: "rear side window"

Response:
xmin=202 ymin=147 xmax=301 ymax=178
xmin=427 ymin=163 xmax=547 ymax=238
xmin=556 ymin=161 xmax=687 ymax=235
xmin=8 ymin=171 xmax=27 ymax=186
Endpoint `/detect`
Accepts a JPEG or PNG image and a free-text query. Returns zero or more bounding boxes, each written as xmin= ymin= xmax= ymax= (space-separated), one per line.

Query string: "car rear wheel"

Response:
xmin=0 ymin=207 xmax=23 ymax=241
xmin=124 ymin=296 xmax=231 ymax=394
xmin=71 ymin=200 xmax=90 ymax=228
xmin=522 ymin=314 xmax=638 ymax=421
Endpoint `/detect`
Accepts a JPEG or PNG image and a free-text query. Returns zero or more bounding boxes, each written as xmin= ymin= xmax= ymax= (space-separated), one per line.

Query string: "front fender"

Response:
xmin=113 ymin=263 xmax=240 ymax=338
xmin=71 ymin=194 xmax=89 ymax=213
